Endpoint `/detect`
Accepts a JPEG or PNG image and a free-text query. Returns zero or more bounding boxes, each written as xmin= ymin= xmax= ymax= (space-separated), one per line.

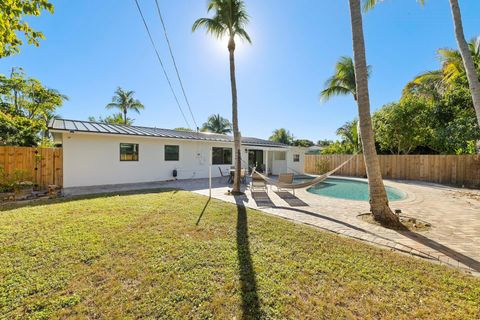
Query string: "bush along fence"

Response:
xmin=305 ymin=154 xmax=480 ymax=188
xmin=0 ymin=146 xmax=63 ymax=195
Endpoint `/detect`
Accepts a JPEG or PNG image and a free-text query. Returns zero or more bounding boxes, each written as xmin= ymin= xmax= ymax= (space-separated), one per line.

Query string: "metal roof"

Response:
xmin=49 ymin=119 xmax=288 ymax=148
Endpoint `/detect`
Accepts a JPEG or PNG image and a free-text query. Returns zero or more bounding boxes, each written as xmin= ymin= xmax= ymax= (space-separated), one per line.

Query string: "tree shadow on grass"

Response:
xmin=195 ymin=198 xmax=211 ymax=226
xmin=234 ymin=196 xmax=262 ymax=319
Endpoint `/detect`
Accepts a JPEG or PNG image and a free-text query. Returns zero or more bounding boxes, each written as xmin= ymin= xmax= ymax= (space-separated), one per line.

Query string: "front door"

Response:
xmin=248 ymin=149 xmax=264 ymax=172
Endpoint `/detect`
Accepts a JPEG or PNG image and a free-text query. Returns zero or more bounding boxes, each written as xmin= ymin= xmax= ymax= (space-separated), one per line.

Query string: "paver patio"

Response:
xmin=64 ymin=176 xmax=480 ymax=275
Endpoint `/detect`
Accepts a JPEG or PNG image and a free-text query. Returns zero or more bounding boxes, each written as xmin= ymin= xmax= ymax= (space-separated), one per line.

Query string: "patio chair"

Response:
xmin=275 ymin=173 xmax=295 ymax=193
xmin=251 ymin=171 xmax=268 ymax=192
xmin=218 ymin=167 xmax=229 ymax=183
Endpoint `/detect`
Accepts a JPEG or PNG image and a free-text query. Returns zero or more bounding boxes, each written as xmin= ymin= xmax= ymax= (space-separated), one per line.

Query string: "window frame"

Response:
xmin=212 ymin=147 xmax=233 ymax=165
xmin=165 ymin=145 xmax=180 ymax=161
xmin=120 ymin=143 xmax=139 ymax=162
xmin=293 ymin=154 xmax=300 ymax=162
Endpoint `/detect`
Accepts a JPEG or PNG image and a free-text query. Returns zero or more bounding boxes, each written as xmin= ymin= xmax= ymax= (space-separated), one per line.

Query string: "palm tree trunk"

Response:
xmin=229 ymin=37 xmax=242 ymax=193
xmin=449 ymin=0 xmax=480 ymax=127
xmin=348 ymin=0 xmax=400 ymax=227
xmin=123 ymin=110 xmax=127 ymax=125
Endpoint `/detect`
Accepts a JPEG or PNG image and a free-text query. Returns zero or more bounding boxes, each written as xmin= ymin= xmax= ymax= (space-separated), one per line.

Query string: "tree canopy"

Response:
xmin=0 ymin=68 xmax=66 ymax=146
xmin=0 ymin=0 xmax=54 ymax=58
xmin=269 ymin=128 xmax=294 ymax=145
xmin=201 ymin=114 xmax=232 ymax=134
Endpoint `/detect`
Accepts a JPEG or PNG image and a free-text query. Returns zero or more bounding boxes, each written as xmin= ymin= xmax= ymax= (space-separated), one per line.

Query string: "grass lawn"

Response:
xmin=1 ymin=190 xmax=479 ymax=319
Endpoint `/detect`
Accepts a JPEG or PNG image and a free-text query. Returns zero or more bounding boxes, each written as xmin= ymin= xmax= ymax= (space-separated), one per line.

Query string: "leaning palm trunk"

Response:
xmin=229 ymin=37 xmax=242 ymax=193
xmin=449 ymin=0 xmax=480 ymax=127
xmin=348 ymin=0 xmax=400 ymax=227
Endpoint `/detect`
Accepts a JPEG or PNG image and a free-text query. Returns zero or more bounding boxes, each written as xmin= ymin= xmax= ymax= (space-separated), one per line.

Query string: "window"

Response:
xmin=212 ymin=147 xmax=232 ymax=165
xmin=165 ymin=145 xmax=179 ymax=161
xmin=275 ymin=151 xmax=286 ymax=161
xmin=120 ymin=143 xmax=139 ymax=161
xmin=293 ymin=154 xmax=300 ymax=162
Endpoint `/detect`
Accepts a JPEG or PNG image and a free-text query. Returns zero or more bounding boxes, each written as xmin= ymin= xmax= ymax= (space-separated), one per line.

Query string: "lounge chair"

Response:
xmin=275 ymin=173 xmax=295 ymax=193
xmin=251 ymin=172 xmax=268 ymax=192
xmin=218 ymin=167 xmax=229 ymax=183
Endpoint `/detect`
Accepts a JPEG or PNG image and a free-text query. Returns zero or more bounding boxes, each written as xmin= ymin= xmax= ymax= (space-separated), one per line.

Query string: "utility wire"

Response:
xmin=133 ymin=0 xmax=191 ymax=129
xmin=154 ymin=0 xmax=198 ymax=129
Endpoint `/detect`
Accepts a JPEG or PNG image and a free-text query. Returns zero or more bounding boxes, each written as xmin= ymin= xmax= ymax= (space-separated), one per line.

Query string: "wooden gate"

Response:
xmin=0 ymin=146 xmax=63 ymax=187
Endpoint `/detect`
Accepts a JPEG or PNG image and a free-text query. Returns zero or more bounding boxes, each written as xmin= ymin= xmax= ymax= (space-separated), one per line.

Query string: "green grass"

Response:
xmin=0 ymin=190 xmax=479 ymax=319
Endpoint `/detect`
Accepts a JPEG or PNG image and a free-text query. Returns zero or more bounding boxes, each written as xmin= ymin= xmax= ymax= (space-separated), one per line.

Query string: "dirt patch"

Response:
xmin=358 ymin=213 xmax=432 ymax=232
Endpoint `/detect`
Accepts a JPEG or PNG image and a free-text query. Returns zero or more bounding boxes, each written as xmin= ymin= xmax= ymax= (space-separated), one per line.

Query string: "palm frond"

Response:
xmin=363 ymin=0 xmax=424 ymax=11
xmin=193 ymin=0 xmax=251 ymax=44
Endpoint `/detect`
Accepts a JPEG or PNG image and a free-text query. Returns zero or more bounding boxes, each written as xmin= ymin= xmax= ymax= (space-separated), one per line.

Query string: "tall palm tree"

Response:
xmin=448 ymin=0 xmax=480 ymax=126
xmin=201 ymin=114 xmax=232 ymax=134
xmin=320 ymin=56 xmax=371 ymax=102
xmin=348 ymin=0 xmax=401 ymax=227
xmin=269 ymin=128 xmax=294 ymax=145
xmin=106 ymin=87 xmax=144 ymax=125
xmin=193 ymin=0 xmax=251 ymax=194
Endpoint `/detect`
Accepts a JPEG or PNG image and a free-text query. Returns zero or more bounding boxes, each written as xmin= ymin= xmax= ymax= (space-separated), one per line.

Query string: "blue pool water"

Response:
xmin=298 ymin=177 xmax=406 ymax=201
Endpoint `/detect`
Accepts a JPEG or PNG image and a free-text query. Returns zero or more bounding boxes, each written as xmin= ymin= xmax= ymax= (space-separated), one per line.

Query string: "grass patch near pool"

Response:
xmin=1 ymin=190 xmax=479 ymax=319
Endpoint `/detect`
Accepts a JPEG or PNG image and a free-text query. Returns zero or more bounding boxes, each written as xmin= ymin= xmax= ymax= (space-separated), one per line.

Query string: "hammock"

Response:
xmin=251 ymin=155 xmax=355 ymax=190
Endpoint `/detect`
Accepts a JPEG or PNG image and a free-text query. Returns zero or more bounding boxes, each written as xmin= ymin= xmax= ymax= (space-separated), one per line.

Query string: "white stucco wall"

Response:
xmin=61 ymin=133 xmax=236 ymax=188
xmin=287 ymin=147 xmax=306 ymax=175
xmin=58 ymin=132 xmax=305 ymax=188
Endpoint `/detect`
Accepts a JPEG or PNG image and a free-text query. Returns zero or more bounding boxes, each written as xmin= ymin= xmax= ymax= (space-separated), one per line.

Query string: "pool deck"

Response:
xmin=64 ymin=176 xmax=480 ymax=275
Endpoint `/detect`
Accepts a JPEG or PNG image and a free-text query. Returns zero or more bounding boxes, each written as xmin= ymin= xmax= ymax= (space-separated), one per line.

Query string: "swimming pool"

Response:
xmin=298 ymin=177 xmax=406 ymax=201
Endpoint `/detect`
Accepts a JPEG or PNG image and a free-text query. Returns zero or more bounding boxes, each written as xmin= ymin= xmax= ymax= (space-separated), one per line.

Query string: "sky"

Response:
xmin=1 ymin=0 xmax=479 ymax=142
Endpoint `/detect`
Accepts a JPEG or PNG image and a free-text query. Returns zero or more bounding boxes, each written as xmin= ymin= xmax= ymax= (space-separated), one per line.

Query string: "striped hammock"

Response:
xmin=252 ymin=155 xmax=355 ymax=189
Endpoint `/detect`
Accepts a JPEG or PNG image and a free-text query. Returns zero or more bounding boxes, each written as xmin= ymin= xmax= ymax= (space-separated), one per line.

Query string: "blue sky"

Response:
xmin=1 ymin=0 xmax=479 ymax=141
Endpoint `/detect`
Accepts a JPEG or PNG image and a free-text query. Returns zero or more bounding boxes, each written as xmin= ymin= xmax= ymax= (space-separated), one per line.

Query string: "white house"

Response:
xmin=49 ymin=119 xmax=306 ymax=189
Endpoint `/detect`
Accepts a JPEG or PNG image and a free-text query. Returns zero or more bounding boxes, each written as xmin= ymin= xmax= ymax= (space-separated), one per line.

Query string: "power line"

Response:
xmin=133 ymin=0 xmax=191 ymax=129
xmin=154 ymin=0 xmax=198 ymax=129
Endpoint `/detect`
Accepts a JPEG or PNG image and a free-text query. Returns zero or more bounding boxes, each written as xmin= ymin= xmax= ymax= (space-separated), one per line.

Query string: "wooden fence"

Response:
xmin=0 ymin=146 xmax=63 ymax=188
xmin=305 ymin=154 xmax=480 ymax=188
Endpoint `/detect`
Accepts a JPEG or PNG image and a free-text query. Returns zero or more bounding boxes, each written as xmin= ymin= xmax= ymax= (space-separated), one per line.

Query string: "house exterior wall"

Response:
xmin=287 ymin=147 xmax=306 ymax=175
xmin=61 ymin=133 xmax=236 ymax=188
xmin=58 ymin=132 xmax=304 ymax=188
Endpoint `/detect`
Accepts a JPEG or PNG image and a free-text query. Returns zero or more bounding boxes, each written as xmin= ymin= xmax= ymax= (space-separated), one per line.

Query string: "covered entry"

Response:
xmin=245 ymin=148 xmax=289 ymax=175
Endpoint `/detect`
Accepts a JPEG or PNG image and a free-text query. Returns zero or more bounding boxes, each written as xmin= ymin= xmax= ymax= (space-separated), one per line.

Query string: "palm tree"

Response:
xmin=320 ymin=56 xmax=371 ymax=102
xmin=403 ymin=37 xmax=480 ymax=99
xmin=336 ymin=119 xmax=361 ymax=153
xmin=193 ymin=0 xmax=251 ymax=194
xmin=269 ymin=128 xmax=294 ymax=145
xmin=438 ymin=37 xmax=480 ymax=83
xmin=201 ymin=114 xmax=232 ymax=134
xmin=106 ymin=87 xmax=144 ymax=125
xmin=320 ymin=56 xmax=367 ymax=152
xmin=348 ymin=0 xmax=401 ymax=227
xmin=448 ymin=0 xmax=480 ymax=126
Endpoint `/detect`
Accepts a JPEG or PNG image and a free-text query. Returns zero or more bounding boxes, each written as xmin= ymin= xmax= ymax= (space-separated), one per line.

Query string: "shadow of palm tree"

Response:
xmin=195 ymin=198 xmax=211 ymax=225
xmin=235 ymin=197 xmax=262 ymax=319
xmin=398 ymin=231 xmax=480 ymax=272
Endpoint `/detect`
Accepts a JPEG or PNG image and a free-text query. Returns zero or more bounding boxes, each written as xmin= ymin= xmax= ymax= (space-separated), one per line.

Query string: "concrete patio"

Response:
xmin=64 ymin=176 xmax=480 ymax=275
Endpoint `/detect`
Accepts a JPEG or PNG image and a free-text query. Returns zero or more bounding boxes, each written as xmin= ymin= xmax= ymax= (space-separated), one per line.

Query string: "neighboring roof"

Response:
xmin=49 ymin=119 xmax=288 ymax=148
